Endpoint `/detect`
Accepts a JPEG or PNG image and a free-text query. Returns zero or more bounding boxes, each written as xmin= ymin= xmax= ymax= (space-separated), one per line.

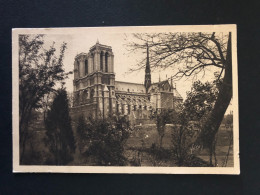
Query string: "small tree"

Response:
xmin=83 ymin=114 xmax=132 ymax=166
xmin=171 ymin=121 xmax=196 ymax=166
xmin=44 ymin=88 xmax=75 ymax=165
xmin=76 ymin=115 xmax=88 ymax=154
xmin=151 ymin=109 xmax=177 ymax=149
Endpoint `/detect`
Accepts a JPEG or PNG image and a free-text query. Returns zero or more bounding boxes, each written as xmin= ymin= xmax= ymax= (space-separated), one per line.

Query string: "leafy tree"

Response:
xmin=19 ymin=34 xmax=71 ymax=163
xmin=81 ymin=114 xmax=132 ymax=166
xmin=127 ymin=32 xmax=232 ymax=161
xmin=44 ymin=88 xmax=75 ymax=165
xmin=172 ymin=80 xmax=219 ymax=166
xmin=183 ymin=80 xmax=219 ymax=124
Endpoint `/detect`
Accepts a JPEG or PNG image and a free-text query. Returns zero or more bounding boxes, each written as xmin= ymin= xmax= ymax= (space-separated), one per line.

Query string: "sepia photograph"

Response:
xmin=12 ymin=25 xmax=239 ymax=174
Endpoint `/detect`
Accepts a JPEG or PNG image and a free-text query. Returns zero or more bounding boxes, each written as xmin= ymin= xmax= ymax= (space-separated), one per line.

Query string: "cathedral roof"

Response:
xmin=151 ymin=80 xmax=169 ymax=89
xmin=150 ymin=80 xmax=183 ymax=100
xmin=172 ymin=88 xmax=183 ymax=100
xmin=115 ymin=81 xmax=146 ymax=93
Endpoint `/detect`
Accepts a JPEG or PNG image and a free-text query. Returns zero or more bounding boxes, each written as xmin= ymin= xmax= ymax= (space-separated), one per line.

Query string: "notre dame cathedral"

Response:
xmin=71 ymin=41 xmax=183 ymax=124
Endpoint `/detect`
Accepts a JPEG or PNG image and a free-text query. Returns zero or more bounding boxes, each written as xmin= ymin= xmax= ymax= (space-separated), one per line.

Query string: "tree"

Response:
xmin=151 ymin=109 xmax=177 ymax=149
xmin=76 ymin=115 xmax=88 ymax=154
xmin=183 ymin=80 xmax=219 ymax=124
xmin=172 ymin=80 xmax=219 ymax=166
xmin=126 ymin=32 xmax=232 ymax=162
xmin=44 ymin=88 xmax=75 ymax=165
xmin=19 ymin=34 xmax=71 ymax=163
xmin=81 ymin=114 xmax=132 ymax=166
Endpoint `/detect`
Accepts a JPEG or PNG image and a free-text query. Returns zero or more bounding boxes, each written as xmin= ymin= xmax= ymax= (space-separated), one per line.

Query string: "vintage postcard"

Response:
xmin=12 ymin=25 xmax=239 ymax=174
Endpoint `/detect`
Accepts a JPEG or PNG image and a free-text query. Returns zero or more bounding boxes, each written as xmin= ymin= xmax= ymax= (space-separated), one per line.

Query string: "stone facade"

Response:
xmin=71 ymin=41 xmax=183 ymax=124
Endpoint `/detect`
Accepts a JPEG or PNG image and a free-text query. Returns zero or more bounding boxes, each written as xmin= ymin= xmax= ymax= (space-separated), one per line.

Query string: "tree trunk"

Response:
xmin=159 ymin=135 xmax=164 ymax=149
xmin=199 ymin=32 xmax=233 ymax=155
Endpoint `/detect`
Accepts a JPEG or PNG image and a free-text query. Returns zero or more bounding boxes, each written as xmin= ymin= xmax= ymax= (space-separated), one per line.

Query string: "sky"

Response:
xmin=41 ymin=30 xmax=232 ymax=113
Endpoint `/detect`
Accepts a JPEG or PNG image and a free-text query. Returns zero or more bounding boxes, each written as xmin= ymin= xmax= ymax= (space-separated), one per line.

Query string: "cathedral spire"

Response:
xmin=144 ymin=43 xmax=151 ymax=93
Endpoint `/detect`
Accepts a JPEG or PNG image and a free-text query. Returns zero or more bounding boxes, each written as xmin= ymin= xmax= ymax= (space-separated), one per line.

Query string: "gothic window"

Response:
xmin=105 ymin=52 xmax=108 ymax=72
xmin=85 ymin=59 xmax=88 ymax=75
xmin=121 ymin=104 xmax=124 ymax=114
xmin=77 ymin=60 xmax=80 ymax=77
xmin=90 ymin=78 xmax=94 ymax=85
xmin=117 ymin=104 xmax=119 ymax=113
xmin=101 ymin=76 xmax=110 ymax=85
xmin=127 ymin=89 xmax=130 ymax=92
xmin=100 ymin=51 xmax=103 ymax=71
xmin=128 ymin=105 xmax=131 ymax=114
xmin=91 ymin=53 xmax=95 ymax=71
xmin=90 ymin=89 xmax=95 ymax=99
xmin=134 ymin=105 xmax=137 ymax=111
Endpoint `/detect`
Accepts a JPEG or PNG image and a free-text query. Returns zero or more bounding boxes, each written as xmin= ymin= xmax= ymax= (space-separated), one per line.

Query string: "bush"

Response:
xmin=79 ymin=114 xmax=132 ymax=166
xmin=171 ymin=124 xmax=196 ymax=166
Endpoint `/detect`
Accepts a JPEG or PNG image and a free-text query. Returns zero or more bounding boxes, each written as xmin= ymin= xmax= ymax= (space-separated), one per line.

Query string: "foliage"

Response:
xmin=171 ymin=80 xmax=218 ymax=166
xmin=44 ymin=88 xmax=75 ymax=165
xmin=78 ymin=114 xmax=132 ymax=166
xmin=76 ymin=115 xmax=88 ymax=154
xmin=183 ymin=80 xmax=219 ymax=123
xmin=150 ymin=109 xmax=177 ymax=148
xmin=148 ymin=143 xmax=172 ymax=166
xmin=19 ymin=34 xmax=71 ymax=163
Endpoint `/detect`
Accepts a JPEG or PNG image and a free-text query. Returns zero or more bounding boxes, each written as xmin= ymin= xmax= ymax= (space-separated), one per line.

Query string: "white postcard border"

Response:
xmin=12 ymin=25 xmax=240 ymax=174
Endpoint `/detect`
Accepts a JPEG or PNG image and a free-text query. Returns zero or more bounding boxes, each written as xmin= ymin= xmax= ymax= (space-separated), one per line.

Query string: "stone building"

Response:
xmin=70 ymin=41 xmax=183 ymax=124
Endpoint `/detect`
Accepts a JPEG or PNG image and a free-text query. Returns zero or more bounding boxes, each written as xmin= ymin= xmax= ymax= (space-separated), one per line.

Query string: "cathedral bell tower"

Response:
xmin=73 ymin=40 xmax=116 ymax=119
xmin=144 ymin=43 xmax=151 ymax=93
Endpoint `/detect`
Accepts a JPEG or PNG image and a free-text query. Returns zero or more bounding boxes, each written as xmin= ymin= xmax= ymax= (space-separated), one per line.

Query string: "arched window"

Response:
xmin=77 ymin=60 xmax=80 ymax=77
xmin=116 ymin=103 xmax=119 ymax=113
xmin=90 ymin=89 xmax=95 ymax=100
xmin=105 ymin=52 xmax=109 ymax=72
xmin=91 ymin=53 xmax=95 ymax=71
xmin=121 ymin=104 xmax=124 ymax=114
xmin=100 ymin=51 xmax=103 ymax=71
xmin=128 ymin=105 xmax=131 ymax=114
xmin=85 ymin=59 xmax=88 ymax=75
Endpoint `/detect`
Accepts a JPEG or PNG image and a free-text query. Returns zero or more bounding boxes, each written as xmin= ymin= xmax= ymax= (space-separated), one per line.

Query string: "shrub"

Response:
xmin=81 ymin=114 xmax=132 ymax=166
